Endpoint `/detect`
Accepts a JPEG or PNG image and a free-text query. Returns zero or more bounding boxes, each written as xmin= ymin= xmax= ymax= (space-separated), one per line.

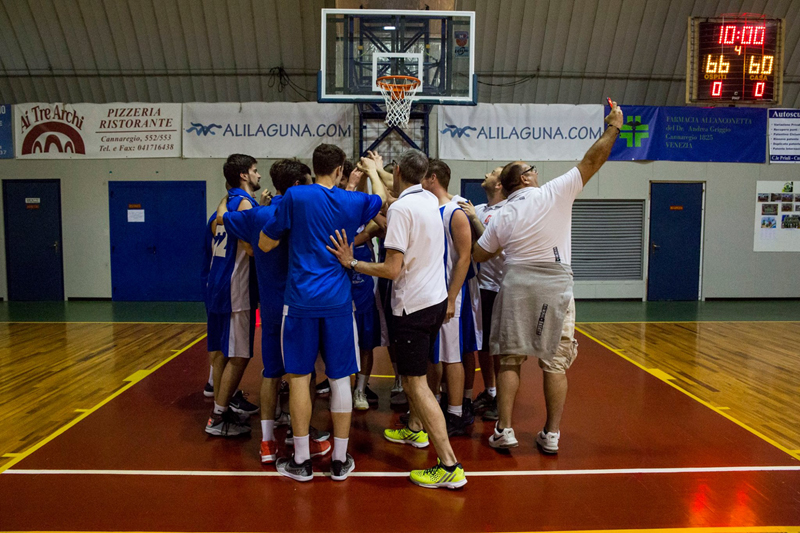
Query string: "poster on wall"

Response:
xmin=182 ymin=102 xmax=354 ymax=158
xmin=0 ymin=104 xmax=12 ymax=159
xmin=754 ymin=181 xmax=800 ymax=252
xmin=13 ymin=103 xmax=181 ymax=159
xmin=437 ymin=104 xmax=603 ymax=161
xmin=609 ymin=105 xmax=767 ymax=163
xmin=768 ymin=109 xmax=800 ymax=163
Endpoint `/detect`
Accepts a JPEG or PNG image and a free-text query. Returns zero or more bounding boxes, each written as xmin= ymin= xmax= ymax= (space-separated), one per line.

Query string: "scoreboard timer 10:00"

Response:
xmin=687 ymin=16 xmax=784 ymax=105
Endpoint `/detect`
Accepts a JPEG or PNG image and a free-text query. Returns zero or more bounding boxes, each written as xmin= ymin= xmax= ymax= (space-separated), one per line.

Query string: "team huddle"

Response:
xmin=201 ymin=102 xmax=625 ymax=489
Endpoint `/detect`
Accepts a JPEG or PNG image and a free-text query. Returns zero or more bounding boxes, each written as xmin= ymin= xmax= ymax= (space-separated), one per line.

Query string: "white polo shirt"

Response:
xmin=475 ymin=200 xmax=507 ymax=292
xmin=477 ymin=167 xmax=583 ymax=265
xmin=384 ymin=184 xmax=448 ymax=316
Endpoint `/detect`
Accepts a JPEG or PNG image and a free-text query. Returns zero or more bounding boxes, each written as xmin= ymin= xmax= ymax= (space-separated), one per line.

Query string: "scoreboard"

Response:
xmin=687 ymin=17 xmax=784 ymax=105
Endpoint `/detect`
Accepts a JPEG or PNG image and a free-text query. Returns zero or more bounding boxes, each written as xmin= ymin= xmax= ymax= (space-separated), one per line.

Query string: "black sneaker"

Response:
xmin=330 ymin=453 xmax=355 ymax=481
xmin=286 ymin=425 xmax=330 ymax=446
xmin=315 ymin=379 xmax=331 ymax=395
xmin=276 ymin=456 xmax=313 ymax=482
xmin=482 ymin=397 xmax=498 ymax=421
xmin=203 ymin=382 xmax=214 ymax=398
xmin=205 ymin=410 xmax=251 ymax=437
xmin=229 ymin=390 xmax=259 ymax=415
xmin=445 ymin=412 xmax=466 ymax=437
xmin=365 ymin=385 xmax=379 ymax=405
xmin=462 ymin=398 xmax=475 ymax=425
xmin=472 ymin=390 xmax=493 ymax=412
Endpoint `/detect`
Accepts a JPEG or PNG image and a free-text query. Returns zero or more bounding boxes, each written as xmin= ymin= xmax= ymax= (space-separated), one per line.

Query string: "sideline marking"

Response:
xmin=0 ymin=334 xmax=207 ymax=475
xmin=124 ymin=370 xmax=152 ymax=382
xmin=575 ymin=327 xmax=800 ymax=462
xmin=4 ymin=528 xmax=796 ymax=533
xmin=2 ymin=453 xmax=21 ymax=458
xmin=6 ymin=465 xmax=800 ymax=477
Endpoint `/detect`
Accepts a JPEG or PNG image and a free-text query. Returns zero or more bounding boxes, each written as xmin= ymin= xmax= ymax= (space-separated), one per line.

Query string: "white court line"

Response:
xmin=4 ymin=465 xmax=800 ymax=477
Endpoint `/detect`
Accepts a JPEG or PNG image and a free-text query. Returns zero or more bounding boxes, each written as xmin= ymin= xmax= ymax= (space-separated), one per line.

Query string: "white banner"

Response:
xmin=182 ymin=102 xmax=354 ymax=158
xmin=768 ymin=109 xmax=800 ymax=163
xmin=438 ymin=104 xmax=604 ymax=161
xmin=14 ymin=103 xmax=181 ymax=159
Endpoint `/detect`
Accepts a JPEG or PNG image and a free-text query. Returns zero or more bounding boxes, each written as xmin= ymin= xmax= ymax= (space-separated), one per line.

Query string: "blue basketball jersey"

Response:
xmin=206 ymin=188 xmax=258 ymax=314
xmin=201 ymin=213 xmax=215 ymax=310
xmin=262 ymin=184 xmax=382 ymax=317
xmin=350 ymin=237 xmax=376 ymax=312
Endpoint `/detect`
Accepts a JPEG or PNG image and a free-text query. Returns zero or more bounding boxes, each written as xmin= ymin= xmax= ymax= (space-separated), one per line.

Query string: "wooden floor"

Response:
xmin=578 ymin=321 xmax=800 ymax=455
xmin=0 ymin=322 xmax=206 ymax=468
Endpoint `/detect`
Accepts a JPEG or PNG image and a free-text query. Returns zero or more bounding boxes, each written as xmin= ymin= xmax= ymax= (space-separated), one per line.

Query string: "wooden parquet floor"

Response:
xmin=578 ymin=321 xmax=800 ymax=455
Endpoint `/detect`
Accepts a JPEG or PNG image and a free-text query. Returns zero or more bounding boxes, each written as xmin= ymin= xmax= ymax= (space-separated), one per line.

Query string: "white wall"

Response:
xmin=1 ymin=152 xmax=797 ymax=300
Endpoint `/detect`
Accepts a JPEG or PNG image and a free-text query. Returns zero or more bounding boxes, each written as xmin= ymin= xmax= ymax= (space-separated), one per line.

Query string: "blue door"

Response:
xmin=109 ymin=181 xmax=206 ymax=301
xmin=460 ymin=179 xmax=485 ymax=206
xmin=647 ymin=182 xmax=704 ymax=301
xmin=2 ymin=180 xmax=64 ymax=301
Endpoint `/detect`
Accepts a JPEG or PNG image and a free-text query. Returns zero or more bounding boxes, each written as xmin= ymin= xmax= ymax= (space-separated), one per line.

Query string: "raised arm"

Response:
xmin=358 ymin=156 xmax=387 ymax=204
xmin=576 ymin=101 xmax=623 ymax=185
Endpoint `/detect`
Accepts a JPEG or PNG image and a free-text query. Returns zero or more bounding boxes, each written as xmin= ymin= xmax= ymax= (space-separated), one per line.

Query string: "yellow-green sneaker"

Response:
xmin=410 ymin=460 xmax=467 ymax=489
xmin=383 ymin=426 xmax=429 ymax=448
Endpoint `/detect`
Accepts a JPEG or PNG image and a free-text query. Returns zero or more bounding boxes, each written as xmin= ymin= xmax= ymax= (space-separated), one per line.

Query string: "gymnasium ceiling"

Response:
xmin=0 ymin=0 xmax=798 ymax=106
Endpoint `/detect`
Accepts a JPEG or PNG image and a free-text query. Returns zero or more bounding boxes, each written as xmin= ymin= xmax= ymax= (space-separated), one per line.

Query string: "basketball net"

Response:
xmin=377 ymin=75 xmax=421 ymax=128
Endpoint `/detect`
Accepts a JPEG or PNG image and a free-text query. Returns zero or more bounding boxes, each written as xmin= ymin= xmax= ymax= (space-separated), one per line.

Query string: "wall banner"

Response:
xmin=768 ymin=109 xmax=800 ymax=163
xmin=438 ymin=104 xmax=603 ymax=161
xmin=609 ymin=105 xmax=766 ymax=163
xmin=182 ymin=102 xmax=354 ymax=158
xmin=0 ymin=105 xmax=12 ymax=159
xmin=754 ymin=181 xmax=800 ymax=252
xmin=13 ymin=103 xmax=181 ymax=159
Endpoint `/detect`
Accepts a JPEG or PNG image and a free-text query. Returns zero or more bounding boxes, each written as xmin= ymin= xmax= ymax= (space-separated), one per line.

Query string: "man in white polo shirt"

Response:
xmin=472 ymin=102 xmax=623 ymax=454
xmin=327 ymin=148 xmax=467 ymax=490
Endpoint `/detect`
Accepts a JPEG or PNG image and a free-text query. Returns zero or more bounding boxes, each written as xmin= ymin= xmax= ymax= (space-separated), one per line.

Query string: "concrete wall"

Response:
xmin=1 ymin=151 xmax=797 ymax=301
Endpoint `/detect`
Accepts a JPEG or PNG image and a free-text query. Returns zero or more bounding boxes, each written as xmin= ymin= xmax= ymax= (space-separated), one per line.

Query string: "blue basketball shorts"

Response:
xmin=260 ymin=318 xmax=284 ymax=378
xmin=280 ymin=312 xmax=360 ymax=379
xmin=207 ymin=310 xmax=255 ymax=358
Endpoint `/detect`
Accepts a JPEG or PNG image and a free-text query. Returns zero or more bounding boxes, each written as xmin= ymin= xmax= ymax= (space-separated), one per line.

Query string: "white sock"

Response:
xmin=208 ymin=366 xmax=214 ymax=385
xmin=261 ymin=420 xmax=275 ymax=442
xmin=213 ymin=403 xmax=226 ymax=414
xmin=447 ymin=405 xmax=463 ymax=417
xmin=333 ymin=437 xmax=349 ymax=462
xmin=488 ymin=387 xmax=497 ymax=397
xmin=294 ymin=435 xmax=310 ymax=463
xmin=356 ymin=373 xmax=367 ymax=393
xmin=464 ymin=388 xmax=473 ymax=401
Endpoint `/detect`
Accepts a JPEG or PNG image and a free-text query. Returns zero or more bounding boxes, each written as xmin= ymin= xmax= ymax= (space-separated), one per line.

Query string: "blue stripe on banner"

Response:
xmin=608 ymin=105 xmax=766 ymax=163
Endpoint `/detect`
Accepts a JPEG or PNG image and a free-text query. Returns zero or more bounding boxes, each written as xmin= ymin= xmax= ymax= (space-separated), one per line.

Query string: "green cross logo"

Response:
xmin=620 ymin=116 xmax=649 ymax=148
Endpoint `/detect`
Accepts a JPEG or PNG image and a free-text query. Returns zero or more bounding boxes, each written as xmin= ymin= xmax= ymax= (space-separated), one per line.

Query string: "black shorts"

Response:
xmin=389 ymin=299 xmax=447 ymax=377
xmin=480 ymin=289 xmax=498 ymax=352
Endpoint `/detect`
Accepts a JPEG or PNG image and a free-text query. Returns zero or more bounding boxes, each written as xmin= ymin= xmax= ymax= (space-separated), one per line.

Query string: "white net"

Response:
xmin=377 ymin=77 xmax=421 ymax=128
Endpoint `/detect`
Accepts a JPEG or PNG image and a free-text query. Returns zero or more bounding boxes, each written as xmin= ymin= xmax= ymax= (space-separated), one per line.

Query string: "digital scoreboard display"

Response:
xmin=687 ymin=17 xmax=784 ymax=104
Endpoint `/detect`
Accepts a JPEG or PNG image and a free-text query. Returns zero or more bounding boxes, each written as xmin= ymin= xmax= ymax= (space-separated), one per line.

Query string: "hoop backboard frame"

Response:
xmin=319 ymin=9 xmax=477 ymax=105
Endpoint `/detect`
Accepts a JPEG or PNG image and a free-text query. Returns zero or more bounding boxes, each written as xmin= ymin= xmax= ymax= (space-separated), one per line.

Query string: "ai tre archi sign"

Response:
xmin=687 ymin=16 xmax=784 ymax=105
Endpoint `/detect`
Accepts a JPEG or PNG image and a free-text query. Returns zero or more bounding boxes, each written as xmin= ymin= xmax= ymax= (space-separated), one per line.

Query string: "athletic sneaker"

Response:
xmin=462 ymin=398 xmax=475 ymax=425
xmin=275 ymin=410 xmax=291 ymax=426
xmin=205 ymin=410 xmax=251 ymax=437
xmin=365 ymin=385 xmax=379 ymax=405
xmin=445 ymin=412 xmax=466 ymax=437
xmin=310 ymin=425 xmax=331 ymax=442
xmin=276 ymin=456 xmax=313 ymax=482
xmin=278 ymin=380 xmax=289 ymax=398
xmin=482 ymin=397 xmax=499 ymax=421
xmin=536 ymin=429 xmax=560 ymax=454
xmin=203 ymin=382 xmax=214 ymax=398
xmin=390 ymin=379 xmax=408 ymax=405
xmin=260 ymin=440 xmax=278 ymax=463
xmin=410 ymin=460 xmax=467 ymax=490
xmin=330 ymin=453 xmax=355 ymax=481
xmin=488 ymin=423 xmax=518 ymax=449
xmin=353 ymin=389 xmax=369 ymax=410
xmin=472 ymin=390 xmax=493 ymax=411
xmin=315 ymin=379 xmax=331 ymax=395
xmin=229 ymin=390 xmax=259 ymax=415
xmin=286 ymin=429 xmax=332 ymax=457
xmin=384 ymin=426 xmax=430 ymax=448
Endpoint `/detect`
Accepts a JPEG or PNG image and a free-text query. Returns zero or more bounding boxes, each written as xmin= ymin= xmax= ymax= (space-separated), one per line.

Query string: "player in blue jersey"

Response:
xmin=204 ymin=154 xmax=261 ymax=437
xmin=259 ymin=143 xmax=386 ymax=482
xmin=201 ymin=211 xmax=218 ymax=398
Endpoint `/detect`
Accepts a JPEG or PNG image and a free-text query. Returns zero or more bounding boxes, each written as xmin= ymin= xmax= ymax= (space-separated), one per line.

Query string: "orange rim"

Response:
xmin=376 ymin=75 xmax=421 ymax=100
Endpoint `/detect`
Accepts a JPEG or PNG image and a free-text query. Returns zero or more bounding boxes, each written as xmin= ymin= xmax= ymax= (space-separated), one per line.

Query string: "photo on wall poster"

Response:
xmin=782 ymin=203 xmax=793 ymax=212
xmin=796 ymin=204 xmax=800 ymax=212
xmin=762 ymin=203 xmax=778 ymax=215
xmin=761 ymin=217 xmax=777 ymax=229
xmin=796 ymin=194 xmax=800 ymax=202
xmin=781 ymin=215 xmax=800 ymax=229
xmin=771 ymin=193 xmax=782 ymax=201
xmin=757 ymin=193 xmax=769 ymax=202
xmin=781 ymin=193 xmax=794 ymax=202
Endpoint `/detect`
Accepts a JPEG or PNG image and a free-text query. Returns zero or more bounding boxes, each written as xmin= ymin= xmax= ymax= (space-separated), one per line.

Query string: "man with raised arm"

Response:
xmin=259 ymin=143 xmax=385 ymax=482
xmin=328 ymin=149 xmax=467 ymax=490
xmin=472 ymin=102 xmax=624 ymax=454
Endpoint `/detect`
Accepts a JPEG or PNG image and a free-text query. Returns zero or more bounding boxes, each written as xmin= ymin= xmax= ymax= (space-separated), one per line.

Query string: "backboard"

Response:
xmin=319 ymin=9 xmax=476 ymax=105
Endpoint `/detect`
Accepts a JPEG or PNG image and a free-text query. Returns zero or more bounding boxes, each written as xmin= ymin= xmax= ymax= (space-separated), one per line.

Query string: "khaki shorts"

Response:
xmin=499 ymin=298 xmax=578 ymax=374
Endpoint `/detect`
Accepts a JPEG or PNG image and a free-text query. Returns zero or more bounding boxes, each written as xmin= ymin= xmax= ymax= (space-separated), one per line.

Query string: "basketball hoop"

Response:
xmin=376 ymin=75 xmax=421 ymax=127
